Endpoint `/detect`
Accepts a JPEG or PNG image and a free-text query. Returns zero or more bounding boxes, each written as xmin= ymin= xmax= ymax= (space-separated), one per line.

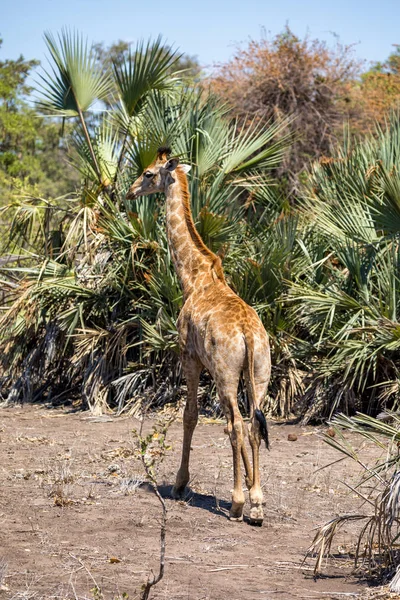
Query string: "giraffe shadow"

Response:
xmin=157 ymin=484 xmax=232 ymax=519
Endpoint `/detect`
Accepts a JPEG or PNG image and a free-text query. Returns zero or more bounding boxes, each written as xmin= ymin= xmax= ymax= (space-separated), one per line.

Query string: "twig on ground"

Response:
xmin=133 ymin=414 xmax=175 ymax=600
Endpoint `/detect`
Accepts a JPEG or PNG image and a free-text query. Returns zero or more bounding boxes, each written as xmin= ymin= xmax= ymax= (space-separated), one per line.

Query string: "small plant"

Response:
xmin=132 ymin=414 xmax=174 ymax=600
xmin=306 ymin=412 xmax=400 ymax=583
xmin=46 ymin=459 xmax=76 ymax=506
xmin=91 ymin=585 xmax=104 ymax=600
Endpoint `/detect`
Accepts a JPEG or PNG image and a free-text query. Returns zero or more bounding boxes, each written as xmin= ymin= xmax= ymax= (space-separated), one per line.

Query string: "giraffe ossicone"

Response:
xmin=127 ymin=148 xmax=271 ymax=525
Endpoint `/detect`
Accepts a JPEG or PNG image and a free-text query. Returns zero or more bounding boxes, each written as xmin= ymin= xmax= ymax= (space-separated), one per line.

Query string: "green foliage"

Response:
xmin=0 ymin=39 xmax=79 ymax=230
xmin=112 ymin=37 xmax=180 ymax=119
xmin=38 ymin=29 xmax=113 ymax=117
xmin=4 ymin=30 xmax=400 ymax=423
xmin=285 ymin=115 xmax=400 ymax=421
xmin=0 ymin=29 xmax=293 ymax=415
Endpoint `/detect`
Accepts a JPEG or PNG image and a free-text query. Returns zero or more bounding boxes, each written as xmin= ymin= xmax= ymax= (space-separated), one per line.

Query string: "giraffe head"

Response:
xmin=126 ymin=147 xmax=191 ymax=199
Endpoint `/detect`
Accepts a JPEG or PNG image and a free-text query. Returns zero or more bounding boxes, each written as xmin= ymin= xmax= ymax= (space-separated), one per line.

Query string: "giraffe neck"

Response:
xmin=165 ymin=168 xmax=225 ymax=299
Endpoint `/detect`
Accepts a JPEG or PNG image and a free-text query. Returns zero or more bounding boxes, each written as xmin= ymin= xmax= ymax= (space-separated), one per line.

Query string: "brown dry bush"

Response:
xmin=354 ymin=49 xmax=400 ymax=134
xmin=210 ymin=27 xmax=363 ymax=193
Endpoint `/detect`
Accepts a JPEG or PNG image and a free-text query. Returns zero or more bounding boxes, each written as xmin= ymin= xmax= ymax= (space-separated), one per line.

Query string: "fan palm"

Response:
xmin=0 ymin=29 xmax=293 ymax=414
xmin=285 ymin=114 xmax=400 ymax=421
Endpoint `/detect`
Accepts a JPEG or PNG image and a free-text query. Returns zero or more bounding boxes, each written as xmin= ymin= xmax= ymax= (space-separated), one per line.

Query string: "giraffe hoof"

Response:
xmin=229 ymin=502 xmax=244 ymax=522
xmin=249 ymin=518 xmax=263 ymax=527
xmin=229 ymin=513 xmax=244 ymax=522
xmin=249 ymin=505 xmax=264 ymax=526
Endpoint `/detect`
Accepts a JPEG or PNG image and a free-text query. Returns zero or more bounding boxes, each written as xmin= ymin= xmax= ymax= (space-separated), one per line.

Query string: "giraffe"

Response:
xmin=126 ymin=147 xmax=271 ymax=525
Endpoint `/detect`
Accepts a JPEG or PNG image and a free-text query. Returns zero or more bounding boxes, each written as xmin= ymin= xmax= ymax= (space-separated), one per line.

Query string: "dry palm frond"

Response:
xmin=306 ymin=514 xmax=367 ymax=576
xmin=307 ymin=411 xmax=400 ymax=578
xmin=390 ymin=566 xmax=400 ymax=593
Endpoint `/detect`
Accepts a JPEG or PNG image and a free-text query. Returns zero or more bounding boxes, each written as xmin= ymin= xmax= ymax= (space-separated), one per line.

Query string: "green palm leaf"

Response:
xmin=37 ymin=29 xmax=112 ymax=116
xmin=220 ymin=117 xmax=292 ymax=175
xmin=113 ymin=36 xmax=180 ymax=119
xmin=72 ymin=120 xmax=120 ymax=185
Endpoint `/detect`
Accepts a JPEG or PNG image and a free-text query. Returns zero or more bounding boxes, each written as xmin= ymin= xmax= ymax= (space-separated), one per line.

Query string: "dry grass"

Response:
xmin=305 ymin=413 xmax=400 ymax=583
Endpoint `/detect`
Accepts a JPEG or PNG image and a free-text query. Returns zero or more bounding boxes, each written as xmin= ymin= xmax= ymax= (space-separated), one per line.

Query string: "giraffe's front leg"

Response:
xmin=172 ymin=358 xmax=202 ymax=500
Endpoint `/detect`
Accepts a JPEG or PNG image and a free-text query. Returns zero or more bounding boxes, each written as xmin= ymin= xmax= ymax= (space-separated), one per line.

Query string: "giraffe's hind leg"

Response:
xmin=220 ymin=391 xmax=246 ymax=521
xmin=225 ymin=420 xmax=253 ymax=488
xmin=247 ymin=419 xmax=264 ymax=525
xmin=172 ymin=357 xmax=202 ymax=500
xmin=245 ymin=371 xmax=270 ymax=525
xmin=241 ymin=444 xmax=253 ymax=489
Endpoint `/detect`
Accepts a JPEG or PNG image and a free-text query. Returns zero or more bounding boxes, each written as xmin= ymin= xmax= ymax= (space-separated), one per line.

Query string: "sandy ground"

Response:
xmin=0 ymin=404 xmax=392 ymax=599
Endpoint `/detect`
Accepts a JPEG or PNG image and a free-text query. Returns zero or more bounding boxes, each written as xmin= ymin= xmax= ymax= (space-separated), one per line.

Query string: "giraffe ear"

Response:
xmin=179 ymin=164 xmax=191 ymax=174
xmin=163 ymin=157 xmax=180 ymax=172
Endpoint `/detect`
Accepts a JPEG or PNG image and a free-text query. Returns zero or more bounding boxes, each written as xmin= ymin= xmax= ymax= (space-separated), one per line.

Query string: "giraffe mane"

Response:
xmin=175 ymin=167 xmax=226 ymax=283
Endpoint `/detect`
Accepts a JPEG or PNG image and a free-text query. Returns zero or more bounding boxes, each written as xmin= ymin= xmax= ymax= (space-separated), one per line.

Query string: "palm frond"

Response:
xmin=113 ymin=37 xmax=180 ymax=119
xmin=37 ymin=29 xmax=112 ymax=116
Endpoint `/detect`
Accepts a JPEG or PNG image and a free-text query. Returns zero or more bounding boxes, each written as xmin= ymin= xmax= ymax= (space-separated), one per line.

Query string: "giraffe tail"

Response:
xmin=245 ymin=330 xmax=270 ymax=450
xmin=255 ymin=409 xmax=269 ymax=450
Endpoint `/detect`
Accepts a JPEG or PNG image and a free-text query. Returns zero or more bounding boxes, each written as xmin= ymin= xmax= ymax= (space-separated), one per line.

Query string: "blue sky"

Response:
xmin=1 ymin=0 xmax=399 ymax=70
